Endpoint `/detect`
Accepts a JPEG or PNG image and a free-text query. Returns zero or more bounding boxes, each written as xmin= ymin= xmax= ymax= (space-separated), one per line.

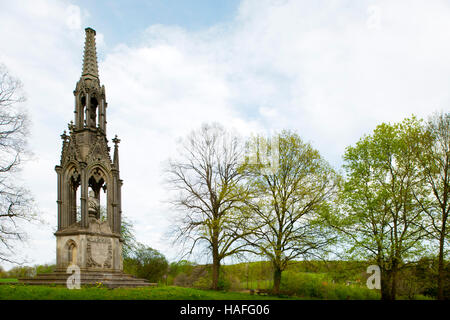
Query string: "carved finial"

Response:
xmin=112 ymin=135 xmax=120 ymax=168
xmin=112 ymin=135 xmax=121 ymax=146
xmin=82 ymin=27 xmax=99 ymax=79
xmin=68 ymin=121 xmax=74 ymax=133
xmin=61 ymin=130 xmax=69 ymax=143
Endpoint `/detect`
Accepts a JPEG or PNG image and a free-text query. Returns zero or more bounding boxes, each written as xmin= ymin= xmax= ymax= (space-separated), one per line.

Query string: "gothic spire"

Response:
xmin=82 ymin=27 xmax=99 ymax=79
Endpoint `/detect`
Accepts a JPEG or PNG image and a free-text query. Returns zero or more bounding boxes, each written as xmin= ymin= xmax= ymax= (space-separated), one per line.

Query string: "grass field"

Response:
xmin=0 ymin=284 xmax=298 ymax=300
xmin=0 ymin=278 xmax=18 ymax=283
xmin=0 ymin=282 xmax=433 ymax=300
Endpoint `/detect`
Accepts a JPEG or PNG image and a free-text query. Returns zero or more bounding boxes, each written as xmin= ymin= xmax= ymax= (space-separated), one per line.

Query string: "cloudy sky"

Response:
xmin=1 ymin=0 xmax=449 ymax=269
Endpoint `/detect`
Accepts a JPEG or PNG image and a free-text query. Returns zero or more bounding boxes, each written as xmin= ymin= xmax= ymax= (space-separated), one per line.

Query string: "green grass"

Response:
xmin=280 ymin=271 xmax=381 ymax=300
xmin=0 ymin=278 xmax=18 ymax=283
xmin=0 ymin=284 xmax=299 ymax=300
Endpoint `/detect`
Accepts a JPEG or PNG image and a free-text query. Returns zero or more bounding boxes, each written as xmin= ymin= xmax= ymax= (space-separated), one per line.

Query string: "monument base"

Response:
xmin=19 ymin=270 xmax=156 ymax=288
xmin=55 ymin=218 xmax=124 ymax=272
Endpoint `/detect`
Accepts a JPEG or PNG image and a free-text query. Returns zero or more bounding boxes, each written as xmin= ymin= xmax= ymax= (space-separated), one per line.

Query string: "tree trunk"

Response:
xmin=211 ymin=239 xmax=220 ymax=290
xmin=390 ymin=268 xmax=398 ymax=300
xmin=437 ymin=226 xmax=446 ymax=300
xmin=272 ymin=266 xmax=282 ymax=295
xmin=380 ymin=271 xmax=393 ymax=300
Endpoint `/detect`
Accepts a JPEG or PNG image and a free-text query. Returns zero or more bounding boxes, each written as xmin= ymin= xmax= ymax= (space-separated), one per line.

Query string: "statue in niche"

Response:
xmin=88 ymin=190 xmax=100 ymax=219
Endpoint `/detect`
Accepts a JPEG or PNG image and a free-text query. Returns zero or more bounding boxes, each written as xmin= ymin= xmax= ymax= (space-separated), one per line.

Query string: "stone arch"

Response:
xmin=86 ymin=165 xmax=111 ymax=221
xmin=59 ymin=164 xmax=82 ymax=227
xmin=87 ymin=164 xmax=109 ymax=180
xmin=79 ymin=93 xmax=87 ymax=127
xmin=64 ymin=239 xmax=78 ymax=266
xmin=89 ymin=95 xmax=99 ymax=128
xmin=65 ymin=164 xmax=81 ymax=224
xmin=64 ymin=164 xmax=81 ymax=184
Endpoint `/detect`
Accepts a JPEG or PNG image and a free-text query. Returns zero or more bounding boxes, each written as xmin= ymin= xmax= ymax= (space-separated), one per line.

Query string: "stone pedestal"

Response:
xmin=19 ymin=218 xmax=155 ymax=288
xmin=54 ymin=218 xmax=123 ymax=272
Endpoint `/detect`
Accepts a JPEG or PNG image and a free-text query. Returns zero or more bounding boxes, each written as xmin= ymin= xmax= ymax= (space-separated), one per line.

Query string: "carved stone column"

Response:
xmin=80 ymin=163 xmax=89 ymax=228
xmin=55 ymin=165 xmax=62 ymax=230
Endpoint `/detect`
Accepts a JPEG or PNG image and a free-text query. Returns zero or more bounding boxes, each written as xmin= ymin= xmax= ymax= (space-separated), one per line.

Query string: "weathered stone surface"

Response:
xmin=55 ymin=217 xmax=123 ymax=271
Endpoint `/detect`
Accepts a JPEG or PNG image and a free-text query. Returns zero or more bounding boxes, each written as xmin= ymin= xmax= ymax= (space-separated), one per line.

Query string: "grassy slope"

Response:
xmin=0 ymin=278 xmax=18 ymax=283
xmin=0 ymin=284 xmax=298 ymax=300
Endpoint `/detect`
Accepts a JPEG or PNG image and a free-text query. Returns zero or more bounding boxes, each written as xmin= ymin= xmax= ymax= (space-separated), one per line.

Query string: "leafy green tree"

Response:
xmin=330 ymin=117 xmax=428 ymax=300
xmin=121 ymin=215 xmax=138 ymax=259
xmin=165 ymin=123 xmax=251 ymax=290
xmin=34 ymin=263 xmax=55 ymax=275
xmin=124 ymin=245 xmax=168 ymax=283
xmin=244 ymin=131 xmax=339 ymax=294
xmin=0 ymin=265 xmax=7 ymax=278
xmin=6 ymin=265 xmax=34 ymax=278
xmin=413 ymin=112 xmax=450 ymax=300
xmin=168 ymin=260 xmax=196 ymax=279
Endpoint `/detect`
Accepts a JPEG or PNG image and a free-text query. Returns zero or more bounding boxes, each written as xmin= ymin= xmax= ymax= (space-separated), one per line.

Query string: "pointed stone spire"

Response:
xmin=82 ymin=27 xmax=99 ymax=79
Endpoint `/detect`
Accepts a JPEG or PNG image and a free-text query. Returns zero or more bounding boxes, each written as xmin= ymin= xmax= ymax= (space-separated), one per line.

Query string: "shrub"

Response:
xmin=6 ymin=266 xmax=35 ymax=278
xmin=280 ymin=271 xmax=379 ymax=299
xmin=173 ymin=266 xmax=210 ymax=288
xmin=193 ymin=275 xmax=211 ymax=289
xmin=34 ymin=264 xmax=55 ymax=274
xmin=280 ymin=271 xmax=326 ymax=297
xmin=124 ymin=245 xmax=168 ymax=283
xmin=0 ymin=266 xmax=7 ymax=278
xmin=174 ymin=273 xmax=190 ymax=287
xmin=168 ymin=260 xmax=196 ymax=279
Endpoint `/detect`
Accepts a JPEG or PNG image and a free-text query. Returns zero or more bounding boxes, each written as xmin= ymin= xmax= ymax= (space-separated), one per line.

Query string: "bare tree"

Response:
xmin=165 ymin=123 xmax=251 ymax=289
xmin=413 ymin=112 xmax=450 ymax=300
xmin=0 ymin=64 xmax=34 ymax=264
xmin=244 ymin=131 xmax=339 ymax=294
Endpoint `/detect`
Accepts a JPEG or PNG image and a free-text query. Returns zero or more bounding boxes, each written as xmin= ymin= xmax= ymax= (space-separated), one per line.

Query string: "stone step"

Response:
xmin=20 ymin=281 xmax=155 ymax=288
xmin=29 ymin=274 xmax=149 ymax=281
xmin=21 ymin=278 xmax=150 ymax=283
xmin=19 ymin=271 xmax=156 ymax=288
xmin=34 ymin=272 xmax=130 ymax=276
xmin=19 ymin=280 xmax=155 ymax=288
xmin=21 ymin=278 xmax=150 ymax=284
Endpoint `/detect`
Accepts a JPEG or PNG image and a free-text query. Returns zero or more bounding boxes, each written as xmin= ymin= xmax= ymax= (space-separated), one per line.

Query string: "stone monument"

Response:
xmin=20 ymin=28 xmax=152 ymax=288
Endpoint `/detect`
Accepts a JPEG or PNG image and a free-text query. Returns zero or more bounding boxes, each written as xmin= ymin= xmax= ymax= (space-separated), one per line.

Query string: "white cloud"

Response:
xmin=1 ymin=0 xmax=450 ymax=268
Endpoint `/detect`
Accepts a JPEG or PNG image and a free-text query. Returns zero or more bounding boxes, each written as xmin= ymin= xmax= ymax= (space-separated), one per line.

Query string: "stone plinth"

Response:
xmin=19 ymin=270 xmax=156 ymax=288
xmin=19 ymin=217 xmax=154 ymax=288
xmin=54 ymin=218 xmax=122 ymax=272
